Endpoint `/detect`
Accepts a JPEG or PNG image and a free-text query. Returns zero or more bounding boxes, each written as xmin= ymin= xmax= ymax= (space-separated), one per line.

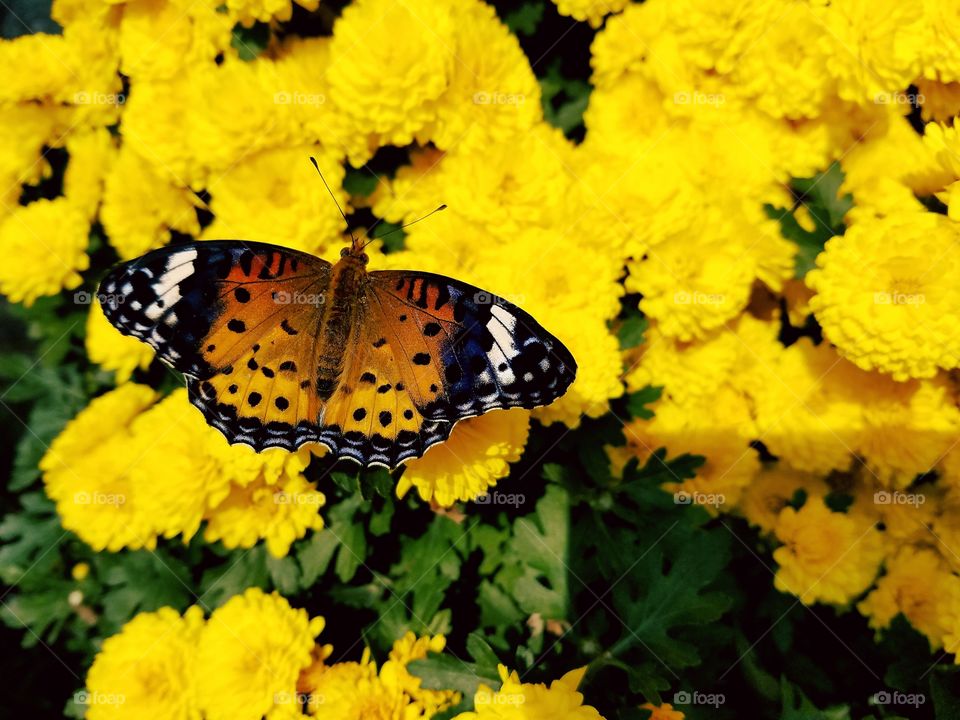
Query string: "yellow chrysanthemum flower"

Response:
xmin=749 ymin=339 xmax=863 ymax=475
xmin=85 ymin=605 xmax=205 ymax=720
xmin=196 ymin=589 xmax=324 ymax=720
xmin=117 ymin=0 xmax=233 ymax=81
xmin=453 ymin=665 xmax=602 ymax=720
xmin=858 ymin=546 xmax=960 ymax=648
xmin=327 ymin=0 xmax=453 ymax=155
xmin=100 ymin=145 xmax=200 ymax=260
xmin=738 ymin=465 xmax=830 ymax=535
xmin=64 ymin=126 xmax=117 ymax=221
xmin=808 ymin=211 xmax=960 ymax=380
xmin=379 ymin=633 xmax=460 ymax=716
xmin=430 ymin=1 xmax=541 ymax=153
xmin=916 ymin=79 xmax=960 ymax=122
xmin=551 ymin=0 xmax=629 ymax=28
xmin=854 ymin=373 xmax=960 ymax=488
xmin=639 ymin=703 xmax=685 ymax=720
xmin=203 ymin=146 xmax=347 ymax=257
xmin=222 ymin=0 xmax=320 ymax=27
xmin=773 ymin=497 xmax=884 ymax=606
xmin=397 ymin=409 xmax=530 ymax=507
xmin=816 ymin=0 xmax=924 ymax=104
xmin=306 ymin=653 xmax=407 ymax=718
xmin=203 ymin=472 xmax=325 ymax=558
xmin=85 ymin=299 xmax=154 ymax=382
xmin=0 ymin=198 xmax=89 ymax=305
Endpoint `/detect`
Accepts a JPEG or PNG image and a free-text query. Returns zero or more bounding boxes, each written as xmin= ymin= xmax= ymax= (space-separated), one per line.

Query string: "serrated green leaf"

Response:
xmin=199 ymin=546 xmax=269 ymax=609
xmin=466 ymin=632 xmax=500 ymax=674
xmin=500 ymin=486 xmax=568 ymax=619
xmin=408 ymin=654 xmax=500 ymax=703
xmin=334 ymin=521 xmax=366 ymax=583
xmin=297 ymin=531 xmax=339 ymax=586
xmin=0 ymin=494 xmax=64 ymax=583
xmin=617 ymin=314 xmax=648 ymax=350
xmin=626 ymin=385 xmax=662 ymax=421
xmin=266 ymin=554 xmax=300 ymax=594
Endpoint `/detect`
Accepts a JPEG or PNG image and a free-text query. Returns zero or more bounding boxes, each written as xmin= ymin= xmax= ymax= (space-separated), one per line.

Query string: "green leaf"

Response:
xmin=930 ymin=669 xmax=960 ymax=720
xmin=626 ymin=385 xmax=663 ymax=421
xmin=766 ymin=162 xmax=852 ymax=279
xmin=500 ymin=486 xmax=569 ymax=619
xmin=297 ymin=531 xmax=339 ymax=586
xmin=503 ymin=1 xmax=544 ymax=36
xmin=358 ymin=468 xmax=395 ymax=501
xmin=617 ymin=314 xmax=648 ymax=350
xmin=266 ymin=554 xmax=300 ymax=594
xmin=610 ymin=531 xmax=731 ymax=681
xmin=466 ymin=632 xmax=500 ymax=674
xmin=199 ymin=546 xmax=269 ymax=609
xmin=343 ymin=167 xmax=380 ymax=197
xmin=334 ymin=521 xmax=366 ymax=583
xmin=0 ymin=493 xmax=64 ymax=584
xmin=540 ymin=60 xmax=591 ymax=136
xmin=408 ymin=653 xmax=500 ymax=706
xmin=780 ymin=676 xmax=830 ymax=720
xmin=370 ymin=221 xmax=406 ymax=253
xmin=231 ymin=21 xmax=270 ymax=61
xmin=99 ymin=550 xmax=193 ymax=631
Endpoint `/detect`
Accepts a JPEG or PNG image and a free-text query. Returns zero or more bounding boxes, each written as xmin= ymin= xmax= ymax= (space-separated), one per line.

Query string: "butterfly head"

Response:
xmin=341 ymin=243 xmax=369 ymax=265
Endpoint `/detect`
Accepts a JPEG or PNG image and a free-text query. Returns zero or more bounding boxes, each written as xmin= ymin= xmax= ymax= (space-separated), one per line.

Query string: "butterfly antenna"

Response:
xmin=309 ymin=156 xmax=359 ymax=248
xmin=360 ymin=204 xmax=447 ymax=251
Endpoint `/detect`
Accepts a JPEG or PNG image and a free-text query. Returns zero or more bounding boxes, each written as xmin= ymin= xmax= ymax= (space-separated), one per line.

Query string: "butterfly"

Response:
xmin=98 ymin=237 xmax=577 ymax=467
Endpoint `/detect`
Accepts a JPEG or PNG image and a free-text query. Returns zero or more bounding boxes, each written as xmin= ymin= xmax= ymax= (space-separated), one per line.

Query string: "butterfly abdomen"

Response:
xmin=314 ymin=257 xmax=368 ymax=401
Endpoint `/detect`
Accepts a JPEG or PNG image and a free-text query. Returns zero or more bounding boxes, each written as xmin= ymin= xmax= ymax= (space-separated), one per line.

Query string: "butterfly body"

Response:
xmin=100 ymin=239 xmax=576 ymax=467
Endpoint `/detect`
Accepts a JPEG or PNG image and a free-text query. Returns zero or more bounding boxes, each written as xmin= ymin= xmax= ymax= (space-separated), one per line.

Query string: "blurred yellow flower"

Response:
xmin=0 ymin=198 xmax=89 ymax=305
xmin=86 ymin=299 xmax=154 ymax=382
xmin=196 ymin=589 xmax=324 ymax=720
xmin=398 ymin=409 xmax=530 ymax=507
xmin=773 ymin=497 xmax=884 ymax=606
xmin=86 ymin=605 xmax=204 ymax=720
xmin=453 ymin=665 xmax=603 ymax=720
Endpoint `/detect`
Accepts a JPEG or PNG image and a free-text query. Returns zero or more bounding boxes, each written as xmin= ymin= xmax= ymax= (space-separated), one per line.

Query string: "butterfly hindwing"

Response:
xmin=367 ymin=271 xmax=577 ymax=421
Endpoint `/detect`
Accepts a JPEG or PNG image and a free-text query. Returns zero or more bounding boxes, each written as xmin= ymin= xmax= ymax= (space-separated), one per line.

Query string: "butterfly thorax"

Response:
xmin=314 ymin=253 xmax=369 ymax=400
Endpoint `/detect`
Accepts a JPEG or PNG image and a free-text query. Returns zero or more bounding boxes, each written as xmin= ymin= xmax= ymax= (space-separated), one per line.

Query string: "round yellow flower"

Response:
xmin=738 ymin=464 xmax=830 ymax=535
xmin=453 ymin=665 xmax=602 ymax=720
xmin=101 ymin=144 xmax=200 ymax=260
xmin=327 ymin=0 xmax=453 ymax=151
xmin=86 ymin=605 xmax=205 ymax=720
xmin=203 ymin=472 xmax=325 ymax=558
xmin=196 ymin=589 xmax=324 ymax=720
xmin=773 ymin=497 xmax=884 ymax=606
xmin=0 ymin=198 xmax=89 ymax=306
xmin=552 ymin=0 xmax=629 ymax=28
xmin=855 ymin=373 xmax=960 ymax=488
xmin=749 ymin=339 xmax=863 ymax=475
xmin=380 ymin=633 xmax=460 ymax=716
xmin=808 ymin=211 xmax=960 ymax=380
xmin=203 ymin=146 xmax=347 ymax=257
xmin=858 ymin=546 xmax=960 ymax=647
xmin=41 ymin=384 xmax=160 ymax=551
xmin=86 ymin=299 xmax=154 ymax=382
xmin=431 ymin=1 xmax=541 ymax=153
xmin=817 ymin=0 xmax=924 ymax=104
xmin=64 ymin=127 xmax=117 ymax=221
xmin=397 ymin=409 xmax=530 ymax=507
xmin=306 ymin=653 xmax=407 ymax=718
xmin=916 ymin=78 xmax=960 ymax=122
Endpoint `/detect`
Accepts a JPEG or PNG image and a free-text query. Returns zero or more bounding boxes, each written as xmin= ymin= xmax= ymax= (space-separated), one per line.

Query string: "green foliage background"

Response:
xmin=2 ymin=1 xmax=960 ymax=719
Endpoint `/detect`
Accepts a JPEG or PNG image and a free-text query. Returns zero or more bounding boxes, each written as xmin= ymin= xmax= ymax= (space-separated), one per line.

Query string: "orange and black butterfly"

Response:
xmin=99 ymin=232 xmax=576 ymax=467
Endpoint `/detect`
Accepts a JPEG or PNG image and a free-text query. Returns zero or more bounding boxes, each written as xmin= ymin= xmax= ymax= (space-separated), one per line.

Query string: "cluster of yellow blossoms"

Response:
xmin=42 ymin=383 xmax=324 ymax=557
xmin=584 ymin=0 xmax=960 ymax=659
xmin=4 ymin=0 xmax=960 ymax=695
xmin=82 ymin=586 xmax=605 ymax=720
